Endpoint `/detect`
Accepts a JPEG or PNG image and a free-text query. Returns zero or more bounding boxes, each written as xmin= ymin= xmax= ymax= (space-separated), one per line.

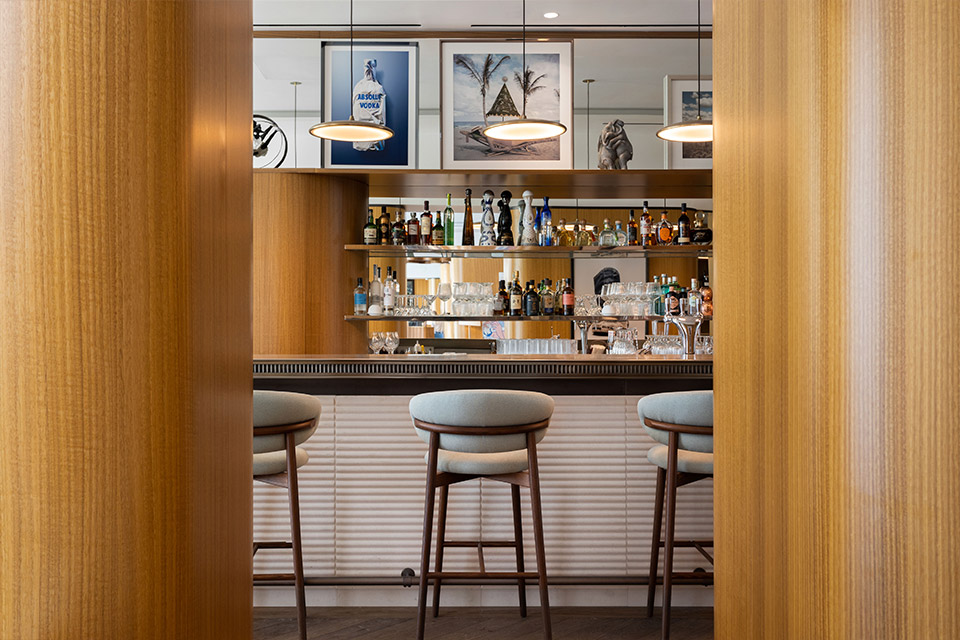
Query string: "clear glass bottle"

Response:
xmin=382 ymin=266 xmax=396 ymax=315
xmin=362 ymin=209 xmax=378 ymax=245
xmin=687 ymin=278 xmax=702 ymax=316
xmin=657 ymin=210 xmax=674 ymax=245
xmin=353 ymin=277 xmax=367 ymax=315
xmin=614 ymin=220 xmax=628 ymax=246
xmin=555 ymin=219 xmax=574 ymax=246
xmin=444 ymin=193 xmax=456 ymax=245
xmin=652 ymin=275 xmax=662 ymax=315
xmin=368 ymin=266 xmax=383 ymax=310
xmin=575 ymin=219 xmax=593 ymax=247
xmin=539 ymin=196 xmax=553 ymax=246
xmin=598 ymin=219 xmax=618 ymax=247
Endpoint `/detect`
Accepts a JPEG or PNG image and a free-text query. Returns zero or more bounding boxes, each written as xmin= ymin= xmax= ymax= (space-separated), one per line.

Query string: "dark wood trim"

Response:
xmin=512 ymin=484 xmax=528 ymax=618
xmin=253 ymin=417 xmax=316 ymax=437
xmin=643 ymin=417 xmax=713 ymax=436
xmin=253 ymin=29 xmax=712 ymax=40
xmin=413 ymin=417 xmax=550 ymax=436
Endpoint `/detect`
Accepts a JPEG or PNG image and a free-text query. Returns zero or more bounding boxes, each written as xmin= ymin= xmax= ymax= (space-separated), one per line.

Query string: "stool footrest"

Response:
xmin=443 ymin=540 xmax=517 ymax=548
xmin=427 ymin=571 xmax=540 ymax=580
xmin=253 ymin=541 xmax=293 ymax=556
xmin=254 ymin=573 xmax=296 ymax=581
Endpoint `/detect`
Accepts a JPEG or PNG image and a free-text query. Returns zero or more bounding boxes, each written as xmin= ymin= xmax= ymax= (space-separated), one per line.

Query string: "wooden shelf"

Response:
xmin=254 ymin=168 xmax=712 ymax=199
xmin=345 ymin=244 xmax=712 ymax=259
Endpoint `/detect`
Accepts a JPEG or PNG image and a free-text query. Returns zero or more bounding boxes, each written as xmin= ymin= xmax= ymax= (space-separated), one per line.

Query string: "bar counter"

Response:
xmin=254 ymin=354 xmax=713 ymax=395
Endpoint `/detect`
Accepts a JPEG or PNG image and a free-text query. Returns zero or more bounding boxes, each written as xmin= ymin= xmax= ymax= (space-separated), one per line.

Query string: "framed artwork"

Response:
xmin=663 ymin=75 xmax=713 ymax=169
xmin=441 ymin=40 xmax=573 ymax=170
xmin=322 ymin=42 xmax=418 ymax=169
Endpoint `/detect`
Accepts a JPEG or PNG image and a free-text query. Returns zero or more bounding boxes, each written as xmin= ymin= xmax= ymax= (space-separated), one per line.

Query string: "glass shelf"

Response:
xmin=345 ymin=314 xmax=682 ymax=322
xmin=344 ymin=244 xmax=712 ymax=259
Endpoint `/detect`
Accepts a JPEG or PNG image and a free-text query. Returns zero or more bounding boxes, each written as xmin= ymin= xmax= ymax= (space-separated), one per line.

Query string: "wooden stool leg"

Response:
xmin=527 ymin=435 xmax=551 ymax=640
xmin=661 ymin=433 xmax=680 ymax=640
xmin=432 ymin=484 xmax=449 ymax=617
xmin=285 ymin=435 xmax=307 ymax=640
xmin=417 ymin=434 xmax=440 ymax=640
xmin=647 ymin=466 xmax=666 ymax=617
xmin=511 ymin=483 xmax=527 ymax=618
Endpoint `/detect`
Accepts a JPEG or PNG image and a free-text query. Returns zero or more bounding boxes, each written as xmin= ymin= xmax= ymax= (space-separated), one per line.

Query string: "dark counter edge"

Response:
xmin=254 ymin=359 xmax=712 ymax=396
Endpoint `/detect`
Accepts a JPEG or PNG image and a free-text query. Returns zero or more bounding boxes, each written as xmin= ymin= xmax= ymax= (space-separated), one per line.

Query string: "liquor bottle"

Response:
xmin=383 ymin=266 xmax=397 ymax=315
xmin=652 ymin=275 xmax=662 ymax=315
xmin=443 ymin=193 xmax=456 ymax=245
xmin=353 ymin=277 xmax=367 ymax=315
xmin=541 ymin=279 xmax=556 ymax=315
xmin=592 ymin=225 xmax=601 ymax=246
xmin=378 ymin=206 xmax=391 ymax=246
xmin=509 ymin=272 xmax=523 ymax=316
xmin=666 ymin=278 xmax=681 ymax=316
xmin=419 ymin=201 xmax=433 ymax=245
xmin=700 ymin=275 xmax=714 ymax=317
xmin=523 ymin=281 xmax=540 ymax=316
xmin=496 ymin=191 xmax=514 ymax=246
xmin=362 ymin=209 xmax=378 ymax=245
xmin=569 ymin=220 xmax=581 ymax=247
xmin=479 ymin=190 xmax=497 ymax=246
xmin=640 ymin=201 xmax=656 ymax=247
xmin=406 ymin=211 xmax=420 ymax=245
xmin=687 ymin=278 xmax=702 ymax=316
xmin=561 ymin=278 xmax=575 ymax=316
xmin=657 ymin=209 xmax=673 ymax=245
xmin=368 ymin=266 xmax=383 ymax=310
xmin=575 ymin=219 xmax=593 ymax=247
xmin=691 ymin=209 xmax=713 ymax=245
xmin=614 ymin=220 xmax=628 ymax=246
xmin=391 ymin=210 xmax=406 ymax=245
xmin=519 ymin=190 xmax=537 ymax=246
xmin=431 ymin=210 xmax=444 ymax=245
xmin=539 ymin=196 xmax=553 ymax=247
xmin=627 ymin=210 xmax=639 ymax=246
xmin=461 ymin=188 xmax=475 ymax=246
xmin=494 ymin=279 xmax=508 ymax=315
xmin=555 ymin=219 xmax=574 ymax=246
xmin=677 ymin=203 xmax=691 ymax=245
xmin=598 ymin=219 xmax=618 ymax=247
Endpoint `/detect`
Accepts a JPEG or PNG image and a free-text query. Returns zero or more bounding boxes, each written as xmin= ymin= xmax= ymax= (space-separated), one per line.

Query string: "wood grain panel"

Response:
xmin=714 ymin=1 xmax=960 ymax=638
xmin=0 ymin=1 xmax=253 ymax=638
xmin=254 ymin=173 xmax=369 ymax=354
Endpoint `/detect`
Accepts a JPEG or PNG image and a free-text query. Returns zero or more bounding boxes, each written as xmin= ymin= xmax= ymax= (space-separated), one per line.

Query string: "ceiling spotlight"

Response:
xmin=543 ymin=11 xmax=559 ymax=18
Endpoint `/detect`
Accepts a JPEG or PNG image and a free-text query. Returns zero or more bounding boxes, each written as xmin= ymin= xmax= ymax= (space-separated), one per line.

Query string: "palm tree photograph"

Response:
xmin=448 ymin=49 xmax=564 ymax=162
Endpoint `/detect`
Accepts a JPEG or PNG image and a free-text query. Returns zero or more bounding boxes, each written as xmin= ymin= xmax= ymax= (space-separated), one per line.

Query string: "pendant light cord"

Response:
xmin=350 ymin=0 xmax=354 ymax=94
xmin=696 ymin=0 xmax=702 ymax=120
xmin=521 ymin=0 xmax=526 ymax=117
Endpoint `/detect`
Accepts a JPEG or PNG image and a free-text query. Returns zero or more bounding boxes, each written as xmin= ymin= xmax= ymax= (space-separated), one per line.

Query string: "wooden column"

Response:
xmin=0 ymin=1 xmax=253 ymax=638
xmin=714 ymin=1 xmax=960 ymax=638
xmin=253 ymin=172 xmax=369 ymax=354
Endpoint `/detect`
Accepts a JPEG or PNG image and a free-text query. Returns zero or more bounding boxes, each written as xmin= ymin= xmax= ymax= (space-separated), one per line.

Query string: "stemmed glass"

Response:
xmin=368 ymin=332 xmax=384 ymax=354
xmin=383 ymin=331 xmax=400 ymax=355
xmin=437 ymin=282 xmax=452 ymax=315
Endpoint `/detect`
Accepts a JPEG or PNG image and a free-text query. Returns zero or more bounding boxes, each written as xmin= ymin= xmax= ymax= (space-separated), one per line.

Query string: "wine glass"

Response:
xmin=384 ymin=332 xmax=400 ymax=355
xmin=437 ymin=282 xmax=452 ymax=315
xmin=369 ymin=332 xmax=384 ymax=354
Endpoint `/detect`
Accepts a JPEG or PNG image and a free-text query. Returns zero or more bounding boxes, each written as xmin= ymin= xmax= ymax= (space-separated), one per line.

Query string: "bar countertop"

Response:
xmin=254 ymin=354 xmax=712 ymax=396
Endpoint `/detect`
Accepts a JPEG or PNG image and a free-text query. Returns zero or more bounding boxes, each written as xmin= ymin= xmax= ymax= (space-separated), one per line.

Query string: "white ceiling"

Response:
xmin=254 ymin=0 xmax=712 ymax=31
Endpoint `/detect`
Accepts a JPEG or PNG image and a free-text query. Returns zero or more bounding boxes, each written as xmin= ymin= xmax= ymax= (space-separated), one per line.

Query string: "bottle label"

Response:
xmin=363 ymin=228 xmax=378 ymax=244
xmin=354 ymin=292 xmax=367 ymax=306
xmin=383 ymin=288 xmax=395 ymax=308
xmin=432 ymin=228 xmax=444 ymax=243
xmin=562 ymin=292 xmax=574 ymax=306
xmin=493 ymin=297 xmax=504 ymax=311
xmin=510 ymin=294 xmax=521 ymax=310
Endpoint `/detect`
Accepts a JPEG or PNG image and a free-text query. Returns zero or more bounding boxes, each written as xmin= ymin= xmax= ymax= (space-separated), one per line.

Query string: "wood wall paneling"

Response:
xmin=714 ymin=1 xmax=960 ymax=638
xmin=0 ymin=1 xmax=253 ymax=638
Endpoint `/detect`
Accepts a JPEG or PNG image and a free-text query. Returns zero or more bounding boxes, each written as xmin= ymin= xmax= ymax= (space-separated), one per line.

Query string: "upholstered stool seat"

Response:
xmin=252 ymin=390 xmax=321 ymax=640
xmin=411 ymin=389 xmax=555 ymax=640
xmin=639 ymin=390 xmax=714 ymax=640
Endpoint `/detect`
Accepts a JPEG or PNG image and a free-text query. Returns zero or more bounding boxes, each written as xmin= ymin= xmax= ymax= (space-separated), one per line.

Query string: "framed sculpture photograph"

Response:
xmin=322 ymin=42 xmax=418 ymax=169
xmin=663 ymin=75 xmax=713 ymax=169
xmin=441 ymin=40 xmax=573 ymax=170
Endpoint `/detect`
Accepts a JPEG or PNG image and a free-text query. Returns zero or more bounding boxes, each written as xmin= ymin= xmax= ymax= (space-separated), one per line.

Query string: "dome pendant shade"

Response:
xmin=309 ymin=116 xmax=394 ymax=143
xmin=482 ymin=118 xmax=567 ymax=141
xmin=656 ymin=119 xmax=714 ymax=143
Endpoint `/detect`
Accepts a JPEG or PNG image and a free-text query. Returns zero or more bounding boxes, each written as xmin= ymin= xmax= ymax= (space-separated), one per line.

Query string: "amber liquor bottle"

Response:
xmin=627 ymin=210 xmax=639 ymax=245
xmin=676 ymin=203 xmax=691 ymax=245
xmin=461 ymin=188 xmax=475 ymax=246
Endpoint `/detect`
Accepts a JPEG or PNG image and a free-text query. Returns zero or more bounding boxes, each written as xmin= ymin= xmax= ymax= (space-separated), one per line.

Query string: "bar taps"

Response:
xmin=663 ymin=304 xmax=703 ymax=356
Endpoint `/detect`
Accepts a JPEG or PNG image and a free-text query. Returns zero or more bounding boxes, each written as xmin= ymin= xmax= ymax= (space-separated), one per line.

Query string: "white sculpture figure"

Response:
xmin=597 ymin=119 xmax=633 ymax=170
xmin=352 ymin=59 xmax=386 ymax=152
xmin=479 ymin=190 xmax=497 ymax=246
xmin=519 ymin=190 xmax=538 ymax=246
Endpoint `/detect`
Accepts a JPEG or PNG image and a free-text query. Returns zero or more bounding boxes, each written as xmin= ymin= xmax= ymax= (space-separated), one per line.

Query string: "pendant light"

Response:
xmin=309 ymin=0 xmax=394 ymax=143
xmin=657 ymin=0 xmax=713 ymax=143
xmin=482 ymin=0 xmax=567 ymax=142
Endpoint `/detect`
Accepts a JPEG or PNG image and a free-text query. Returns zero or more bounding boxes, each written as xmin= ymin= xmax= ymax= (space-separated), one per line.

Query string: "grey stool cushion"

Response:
xmin=430 ymin=449 xmax=530 ymax=475
xmin=638 ymin=391 xmax=713 ymax=453
xmin=647 ymin=444 xmax=713 ymax=475
xmin=253 ymin=390 xmax=321 ymax=454
xmin=410 ymin=389 xmax=554 ymax=454
xmin=253 ymin=446 xmax=309 ymax=476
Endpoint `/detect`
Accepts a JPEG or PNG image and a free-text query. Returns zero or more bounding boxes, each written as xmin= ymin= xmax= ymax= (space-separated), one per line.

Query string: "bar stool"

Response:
xmin=253 ymin=390 xmax=321 ymax=640
xmin=410 ymin=389 xmax=555 ymax=640
xmin=639 ymin=390 xmax=714 ymax=640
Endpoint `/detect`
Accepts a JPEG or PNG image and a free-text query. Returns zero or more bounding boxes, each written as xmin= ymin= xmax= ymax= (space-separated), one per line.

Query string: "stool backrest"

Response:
xmin=253 ymin=390 xmax=321 ymax=454
xmin=638 ymin=390 xmax=713 ymax=453
xmin=409 ymin=389 xmax=554 ymax=453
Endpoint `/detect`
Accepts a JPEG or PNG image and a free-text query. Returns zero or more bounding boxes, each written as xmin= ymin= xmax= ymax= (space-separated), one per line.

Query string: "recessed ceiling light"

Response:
xmin=543 ymin=11 xmax=559 ymax=19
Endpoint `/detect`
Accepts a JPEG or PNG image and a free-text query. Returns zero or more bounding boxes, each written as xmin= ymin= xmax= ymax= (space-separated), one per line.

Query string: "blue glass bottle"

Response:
xmin=539 ymin=197 xmax=553 ymax=246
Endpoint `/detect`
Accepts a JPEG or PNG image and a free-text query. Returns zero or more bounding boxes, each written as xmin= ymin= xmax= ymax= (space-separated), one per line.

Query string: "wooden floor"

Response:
xmin=253 ymin=607 xmax=713 ymax=639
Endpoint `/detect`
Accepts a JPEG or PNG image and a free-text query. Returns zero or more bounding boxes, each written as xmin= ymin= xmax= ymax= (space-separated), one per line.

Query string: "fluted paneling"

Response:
xmin=714 ymin=1 xmax=960 ymax=638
